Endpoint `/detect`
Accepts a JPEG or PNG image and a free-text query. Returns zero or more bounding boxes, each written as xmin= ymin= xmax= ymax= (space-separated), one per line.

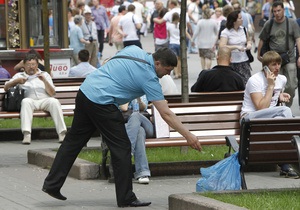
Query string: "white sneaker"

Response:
xmin=58 ymin=131 xmax=66 ymax=143
xmin=22 ymin=132 xmax=31 ymax=145
xmin=138 ymin=176 xmax=149 ymax=184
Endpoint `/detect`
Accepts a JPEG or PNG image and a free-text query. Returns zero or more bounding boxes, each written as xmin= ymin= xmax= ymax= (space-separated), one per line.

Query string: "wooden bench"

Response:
xmin=226 ymin=117 xmax=300 ymax=190
xmin=101 ymin=100 xmax=243 ymax=180
xmin=145 ymin=101 xmax=242 ymax=147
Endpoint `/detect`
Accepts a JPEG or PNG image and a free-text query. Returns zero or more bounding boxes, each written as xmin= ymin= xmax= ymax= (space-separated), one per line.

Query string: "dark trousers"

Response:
xmin=43 ymin=90 xmax=137 ymax=206
xmin=97 ymin=29 xmax=105 ymax=54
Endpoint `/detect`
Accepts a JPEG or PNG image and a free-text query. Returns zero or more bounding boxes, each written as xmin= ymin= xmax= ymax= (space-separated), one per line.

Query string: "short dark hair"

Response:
xmin=153 ymin=48 xmax=177 ymax=67
xmin=272 ymin=1 xmax=284 ymax=9
xmin=23 ymin=54 xmax=39 ymax=64
xmin=226 ymin=10 xmax=240 ymax=30
xmin=118 ymin=5 xmax=126 ymax=13
xmin=28 ymin=49 xmax=42 ymax=60
xmin=78 ymin=49 xmax=90 ymax=62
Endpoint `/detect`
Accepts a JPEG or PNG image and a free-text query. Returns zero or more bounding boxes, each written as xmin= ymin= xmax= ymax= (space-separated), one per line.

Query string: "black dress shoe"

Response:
xmin=42 ymin=188 xmax=67 ymax=200
xmin=119 ymin=199 xmax=151 ymax=207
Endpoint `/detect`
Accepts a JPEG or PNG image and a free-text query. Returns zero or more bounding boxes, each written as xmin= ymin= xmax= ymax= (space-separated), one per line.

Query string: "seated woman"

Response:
xmin=14 ymin=49 xmax=45 ymax=72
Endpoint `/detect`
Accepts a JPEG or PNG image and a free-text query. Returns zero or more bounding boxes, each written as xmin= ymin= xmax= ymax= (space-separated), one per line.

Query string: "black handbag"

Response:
xmin=243 ymin=28 xmax=254 ymax=63
xmin=3 ymin=85 xmax=25 ymax=111
xmin=279 ymin=52 xmax=290 ymax=66
xmin=259 ymin=18 xmax=267 ymax=27
xmin=246 ymin=50 xmax=254 ymax=63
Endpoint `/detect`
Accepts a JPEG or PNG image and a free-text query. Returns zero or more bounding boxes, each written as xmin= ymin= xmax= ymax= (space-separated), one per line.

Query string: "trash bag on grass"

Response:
xmin=196 ymin=152 xmax=241 ymax=192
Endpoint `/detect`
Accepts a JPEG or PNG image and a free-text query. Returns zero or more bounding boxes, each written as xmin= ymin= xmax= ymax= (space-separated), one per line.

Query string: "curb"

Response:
xmin=169 ymin=193 xmax=247 ymax=210
xmin=27 ymin=148 xmax=100 ymax=180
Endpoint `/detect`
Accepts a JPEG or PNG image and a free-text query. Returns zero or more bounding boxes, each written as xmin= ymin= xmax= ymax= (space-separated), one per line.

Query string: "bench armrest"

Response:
xmin=225 ymin=135 xmax=239 ymax=152
xmin=291 ymin=135 xmax=300 ymax=169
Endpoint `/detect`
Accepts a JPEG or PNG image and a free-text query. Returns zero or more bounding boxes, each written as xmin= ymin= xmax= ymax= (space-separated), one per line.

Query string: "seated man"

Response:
xmin=4 ymin=54 xmax=67 ymax=144
xmin=120 ymin=96 xmax=154 ymax=184
xmin=191 ymin=46 xmax=245 ymax=92
xmin=69 ymin=49 xmax=97 ymax=77
xmin=240 ymin=51 xmax=298 ymax=178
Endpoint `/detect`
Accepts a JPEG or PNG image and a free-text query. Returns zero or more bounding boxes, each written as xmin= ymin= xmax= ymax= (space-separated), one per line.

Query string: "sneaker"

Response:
xmin=22 ymin=132 xmax=31 ymax=145
xmin=254 ymin=47 xmax=258 ymax=53
xmin=138 ymin=176 xmax=149 ymax=184
xmin=280 ymin=168 xmax=299 ymax=179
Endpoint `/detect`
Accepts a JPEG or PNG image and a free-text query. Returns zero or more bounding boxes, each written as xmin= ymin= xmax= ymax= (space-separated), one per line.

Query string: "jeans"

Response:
xmin=243 ymin=106 xmax=293 ymax=121
xmin=126 ymin=112 xmax=154 ymax=179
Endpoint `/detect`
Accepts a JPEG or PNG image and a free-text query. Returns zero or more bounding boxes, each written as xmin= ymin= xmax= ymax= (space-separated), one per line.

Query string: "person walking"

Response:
xmin=81 ymin=7 xmax=99 ymax=68
xmin=70 ymin=15 xmax=90 ymax=65
xmin=192 ymin=8 xmax=218 ymax=70
xmin=118 ymin=4 xmax=142 ymax=49
xmin=91 ymin=0 xmax=110 ymax=59
xmin=219 ymin=10 xmax=253 ymax=85
xmin=42 ymin=46 xmax=202 ymax=207
xmin=257 ymin=1 xmax=300 ymax=107
xmin=108 ymin=5 xmax=126 ymax=51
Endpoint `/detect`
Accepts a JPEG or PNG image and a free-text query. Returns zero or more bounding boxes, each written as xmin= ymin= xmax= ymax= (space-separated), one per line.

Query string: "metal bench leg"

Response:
xmin=240 ymin=168 xmax=247 ymax=190
xmin=225 ymin=136 xmax=239 ymax=158
xmin=291 ymin=135 xmax=300 ymax=170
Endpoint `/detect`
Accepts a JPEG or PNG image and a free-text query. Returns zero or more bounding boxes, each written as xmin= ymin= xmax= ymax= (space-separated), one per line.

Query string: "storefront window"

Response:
xmin=27 ymin=0 xmax=62 ymax=47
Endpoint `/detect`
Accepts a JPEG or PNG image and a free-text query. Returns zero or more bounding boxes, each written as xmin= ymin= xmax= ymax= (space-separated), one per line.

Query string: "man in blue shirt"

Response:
xmin=69 ymin=49 xmax=97 ymax=78
xmin=42 ymin=46 xmax=202 ymax=207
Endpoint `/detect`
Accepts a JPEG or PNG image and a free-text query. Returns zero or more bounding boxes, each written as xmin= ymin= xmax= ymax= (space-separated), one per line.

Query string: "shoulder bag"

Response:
xmin=243 ymin=27 xmax=254 ymax=63
xmin=3 ymin=85 xmax=25 ymax=112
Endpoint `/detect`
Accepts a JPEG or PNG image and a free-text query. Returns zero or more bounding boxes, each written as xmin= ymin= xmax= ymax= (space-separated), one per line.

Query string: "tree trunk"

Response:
xmin=42 ymin=0 xmax=50 ymax=74
xmin=179 ymin=0 xmax=189 ymax=103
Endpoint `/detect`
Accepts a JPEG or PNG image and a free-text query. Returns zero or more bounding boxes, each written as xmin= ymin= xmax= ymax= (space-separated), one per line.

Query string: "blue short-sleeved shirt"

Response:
xmin=80 ymin=46 xmax=164 ymax=106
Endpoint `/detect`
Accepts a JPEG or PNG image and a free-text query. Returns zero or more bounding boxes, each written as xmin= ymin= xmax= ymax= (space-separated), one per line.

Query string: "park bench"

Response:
xmin=225 ymin=117 xmax=300 ymax=190
xmin=101 ymin=100 xmax=243 ymax=179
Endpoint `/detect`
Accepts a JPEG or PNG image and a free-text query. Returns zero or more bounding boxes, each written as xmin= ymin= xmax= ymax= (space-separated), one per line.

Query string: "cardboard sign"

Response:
xmin=50 ymin=58 xmax=70 ymax=78
xmin=152 ymin=105 xmax=170 ymax=138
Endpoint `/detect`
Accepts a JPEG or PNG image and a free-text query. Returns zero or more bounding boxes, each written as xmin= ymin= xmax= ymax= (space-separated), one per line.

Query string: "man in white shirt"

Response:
xmin=118 ymin=4 xmax=142 ymax=48
xmin=241 ymin=51 xmax=298 ymax=179
xmin=69 ymin=49 xmax=97 ymax=78
xmin=4 ymin=54 xmax=67 ymax=145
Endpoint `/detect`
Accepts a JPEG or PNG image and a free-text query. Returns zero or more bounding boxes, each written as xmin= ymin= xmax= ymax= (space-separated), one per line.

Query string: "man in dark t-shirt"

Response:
xmin=191 ymin=47 xmax=245 ymax=92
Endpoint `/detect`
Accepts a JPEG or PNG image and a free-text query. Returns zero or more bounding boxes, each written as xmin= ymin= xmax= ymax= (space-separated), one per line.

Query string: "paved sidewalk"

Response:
xmin=1 ymin=139 xmax=300 ymax=210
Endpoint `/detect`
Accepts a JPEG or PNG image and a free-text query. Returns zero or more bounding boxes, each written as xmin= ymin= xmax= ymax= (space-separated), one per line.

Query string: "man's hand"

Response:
xmin=186 ymin=133 xmax=202 ymax=151
xmin=279 ymin=92 xmax=291 ymax=103
xmin=18 ymin=77 xmax=27 ymax=84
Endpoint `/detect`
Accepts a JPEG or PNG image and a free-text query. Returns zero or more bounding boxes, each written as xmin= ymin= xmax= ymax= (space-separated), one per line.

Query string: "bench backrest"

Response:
xmin=164 ymin=91 xmax=244 ymax=103
xmin=239 ymin=118 xmax=300 ymax=166
xmin=146 ymin=101 xmax=242 ymax=147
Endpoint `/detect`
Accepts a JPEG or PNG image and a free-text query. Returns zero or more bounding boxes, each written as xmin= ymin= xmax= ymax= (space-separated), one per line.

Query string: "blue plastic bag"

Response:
xmin=196 ymin=152 xmax=241 ymax=192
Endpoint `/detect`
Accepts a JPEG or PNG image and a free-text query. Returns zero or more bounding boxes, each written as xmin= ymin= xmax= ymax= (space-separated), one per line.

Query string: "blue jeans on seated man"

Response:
xmin=125 ymin=112 xmax=154 ymax=180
